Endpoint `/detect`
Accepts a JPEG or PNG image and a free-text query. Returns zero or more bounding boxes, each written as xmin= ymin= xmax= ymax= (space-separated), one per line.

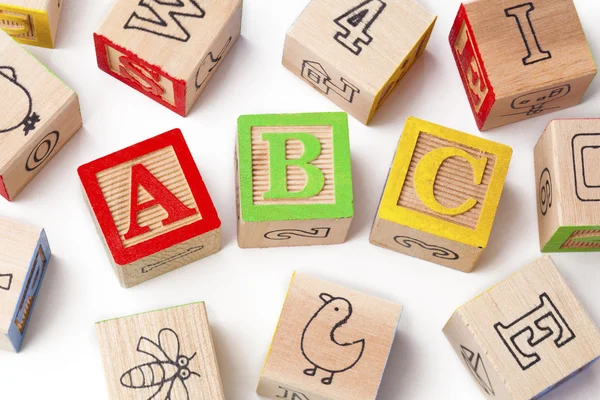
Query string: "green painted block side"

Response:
xmin=542 ymin=226 xmax=600 ymax=253
xmin=237 ymin=112 xmax=354 ymax=223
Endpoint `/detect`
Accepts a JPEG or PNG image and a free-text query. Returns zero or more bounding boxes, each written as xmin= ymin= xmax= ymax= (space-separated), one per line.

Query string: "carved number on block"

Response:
xmin=276 ymin=386 xmax=311 ymax=400
xmin=539 ymin=168 xmax=552 ymax=216
xmin=301 ymin=60 xmax=360 ymax=103
xmin=264 ymin=228 xmax=331 ymax=241
xmin=301 ymin=293 xmax=366 ymax=385
xmin=504 ymin=3 xmax=551 ymax=66
xmin=393 ymin=236 xmax=459 ymax=260
xmin=26 ymin=131 xmax=59 ymax=172
xmin=494 ymin=293 xmax=575 ymax=371
xmin=120 ymin=328 xmax=201 ymax=399
xmin=0 ymin=273 xmax=13 ymax=291
xmin=460 ymin=345 xmax=495 ymax=396
xmin=333 ymin=0 xmax=387 ymax=56
xmin=124 ymin=0 xmax=206 ymax=43
xmin=0 ymin=66 xmax=40 ymax=135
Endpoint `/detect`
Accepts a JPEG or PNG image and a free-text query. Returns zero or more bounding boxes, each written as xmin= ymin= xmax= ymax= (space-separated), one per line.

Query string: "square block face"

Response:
xmin=0 ymin=218 xmax=50 ymax=352
xmin=259 ymin=274 xmax=402 ymax=400
xmin=534 ymin=119 xmax=600 ymax=252
xmin=237 ymin=113 xmax=353 ymax=223
xmin=96 ymin=302 xmax=224 ymax=400
xmin=0 ymin=30 xmax=82 ymax=201
xmin=378 ymin=117 xmax=512 ymax=249
xmin=455 ymin=257 xmax=600 ymax=400
xmin=78 ymin=129 xmax=220 ymax=266
xmin=0 ymin=0 xmax=60 ymax=48
xmin=451 ymin=0 xmax=596 ymax=130
xmin=285 ymin=0 xmax=436 ymax=124
xmin=94 ymin=0 xmax=242 ymax=116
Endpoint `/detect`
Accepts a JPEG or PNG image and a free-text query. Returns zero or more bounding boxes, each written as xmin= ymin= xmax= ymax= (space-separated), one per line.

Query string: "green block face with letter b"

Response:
xmin=236 ymin=112 xmax=354 ymax=248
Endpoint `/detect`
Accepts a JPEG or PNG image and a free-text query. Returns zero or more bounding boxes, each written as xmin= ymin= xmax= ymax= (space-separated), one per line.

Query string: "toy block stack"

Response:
xmin=283 ymin=0 xmax=437 ymax=124
xmin=258 ymin=273 xmax=402 ymax=400
xmin=236 ymin=112 xmax=354 ymax=248
xmin=444 ymin=256 xmax=600 ymax=399
xmin=96 ymin=302 xmax=224 ymax=399
xmin=94 ymin=0 xmax=242 ymax=116
xmin=0 ymin=217 xmax=51 ymax=352
xmin=0 ymin=0 xmax=62 ymax=48
xmin=78 ymin=129 xmax=221 ymax=288
xmin=535 ymin=119 xmax=600 ymax=252
xmin=370 ymin=117 xmax=512 ymax=272
xmin=449 ymin=0 xmax=596 ymax=130
xmin=0 ymin=30 xmax=82 ymax=201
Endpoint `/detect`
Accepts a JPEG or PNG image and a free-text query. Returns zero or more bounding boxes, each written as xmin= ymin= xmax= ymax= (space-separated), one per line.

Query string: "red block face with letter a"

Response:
xmin=78 ymin=129 xmax=221 ymax=287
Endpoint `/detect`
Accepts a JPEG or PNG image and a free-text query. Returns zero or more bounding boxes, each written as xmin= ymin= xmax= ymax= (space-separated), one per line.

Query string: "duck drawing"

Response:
xmin=0 ymin=66 xmax=40 ymax=135
xmin=301 ymin=293 xmax=366 ymax=385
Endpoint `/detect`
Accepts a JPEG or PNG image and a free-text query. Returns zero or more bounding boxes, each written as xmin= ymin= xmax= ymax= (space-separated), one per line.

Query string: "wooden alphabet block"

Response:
xmin=443 ymin=256 xmax=600 ymax=399
xmin=236 ymin=112 xmax=354 ymax=248
xmin=449 ymin=0 xmax=596 ymax=131
xmin=94 ymin=0 xmax=242 ymax=116
xmin=370 ymin=117 xmax=512 ymax=272
xmin=78 ymin=129 xmax=221 ymax=288
xmin=0 ymin=217 xmax=50 ymax=352
xmin=0 ymin=30 xmax=82 ymax=201
xmin=0 ymin=0 xmax=61 ymax=48
xmin=283 ymin=0 xmax=436 ymax=125
xmin=257 ymin=273 xmax=402 ymax=400
xmin=534 ymin=119 xmax=600 ymax=252
xmin=96 ymin=302 xmax=224 ymax=399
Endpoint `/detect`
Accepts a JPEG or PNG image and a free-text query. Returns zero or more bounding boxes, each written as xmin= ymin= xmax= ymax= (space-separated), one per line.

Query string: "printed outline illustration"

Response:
xmin=504 ymin=2 xmax=551 ymax=66
xmin=120 ymin=328 xmax=202 ymax=399
xmin=494 ymin=293 xmax=576 ymax=371
xmin=195 ymin=36 xmax=233 ymax=90
xmin=141 ymin=246 xmax=204 ymax=273
xmin=264 ymin=228 xmax=331 ymax=241
xmin=0 ymin=66 xmax=40 ymax=135
xmin=502 ymin=84 xmax=571 ymax=117
xmin=460 ymin=345 xmax=495 ymax=396
xmin=571 ymin=133 xmax=600 ymax=202
xmin=333 ymin=0 xmax=387 ymax=56
xmin=124 ymin=0 xmax=206 ymax=43
xmin=301 ymin=60 xmax=360 ymax=104
xmin=301 ymin=293 xmax=366 ymax=385
xmin=393 ymin=236 xmax=459 ymax=260
xmin=0 ymin=273 xmax=13 ymax=291
xmin=539 ymin=168 xmax=552 ymax=216
xmin=276 ymin=386 xmax=311 ymax=400
xmin=25 ymin=131 xmax=59 ymax=172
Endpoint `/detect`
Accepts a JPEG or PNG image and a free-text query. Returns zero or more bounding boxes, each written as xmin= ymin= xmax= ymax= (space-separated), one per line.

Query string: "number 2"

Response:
xmin=333 ymin=0 xmax=387 ymax=55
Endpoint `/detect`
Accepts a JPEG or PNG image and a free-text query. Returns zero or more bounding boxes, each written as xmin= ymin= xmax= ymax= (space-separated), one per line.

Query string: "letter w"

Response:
xmin=124 ymin=0 xmax=206 ymax=42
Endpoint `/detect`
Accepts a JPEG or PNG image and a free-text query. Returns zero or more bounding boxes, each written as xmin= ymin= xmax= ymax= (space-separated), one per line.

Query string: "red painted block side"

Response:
xmin=449 ymin=4 xmax=495 ymax=130
xmin=0 ymin=176 xmax=9 ymax=201
xmin=78 ymin=129 xmax=220 ymax=266
xmin=93 ymin=33 xmax=187 ymax=117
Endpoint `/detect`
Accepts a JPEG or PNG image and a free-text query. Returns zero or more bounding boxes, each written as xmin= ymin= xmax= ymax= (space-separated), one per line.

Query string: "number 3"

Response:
xmin=334 ymin=0 xmax=387 ymax=56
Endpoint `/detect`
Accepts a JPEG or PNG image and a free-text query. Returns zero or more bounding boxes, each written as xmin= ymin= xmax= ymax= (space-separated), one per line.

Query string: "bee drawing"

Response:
xmin=120 ymin=328 xmax=201 ymax=399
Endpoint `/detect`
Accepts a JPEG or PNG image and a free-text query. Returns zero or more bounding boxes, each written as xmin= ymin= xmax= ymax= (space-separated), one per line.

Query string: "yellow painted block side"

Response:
xmin=367 ymin=18 xmax=437 ymax=123
xmin=379 ymin=117 xmax=512 ymax=248
xmin=0 ymin=5 xmax=53 ymax=48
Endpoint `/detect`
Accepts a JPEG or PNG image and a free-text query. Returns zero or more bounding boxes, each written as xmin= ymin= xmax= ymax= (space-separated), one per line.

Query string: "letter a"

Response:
xmin=262 ymin=133 xmax=325 ymax=200
xmin=123 ymin=163 xmax=198 ymax=240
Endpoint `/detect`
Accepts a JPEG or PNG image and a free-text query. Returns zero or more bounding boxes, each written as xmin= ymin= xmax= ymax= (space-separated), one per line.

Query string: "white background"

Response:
xmin=1 ymin=0 xmax=599 ymax=399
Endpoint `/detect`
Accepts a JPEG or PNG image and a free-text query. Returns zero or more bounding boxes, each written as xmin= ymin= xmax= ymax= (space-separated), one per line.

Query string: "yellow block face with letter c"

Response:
xmin=0 ymin=3 xmax=56 ymax=48
xmin=378 ymin=117 xmax=512 ymax=251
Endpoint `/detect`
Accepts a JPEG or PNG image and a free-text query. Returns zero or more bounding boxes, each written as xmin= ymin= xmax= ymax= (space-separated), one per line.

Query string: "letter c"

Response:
xmin=414 ymin=147 xmax=488 ymax=216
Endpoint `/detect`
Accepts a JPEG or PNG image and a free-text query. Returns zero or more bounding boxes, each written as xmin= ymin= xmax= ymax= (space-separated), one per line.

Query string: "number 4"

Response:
xmin=334 ymin=0 xmax=387 ymax=56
